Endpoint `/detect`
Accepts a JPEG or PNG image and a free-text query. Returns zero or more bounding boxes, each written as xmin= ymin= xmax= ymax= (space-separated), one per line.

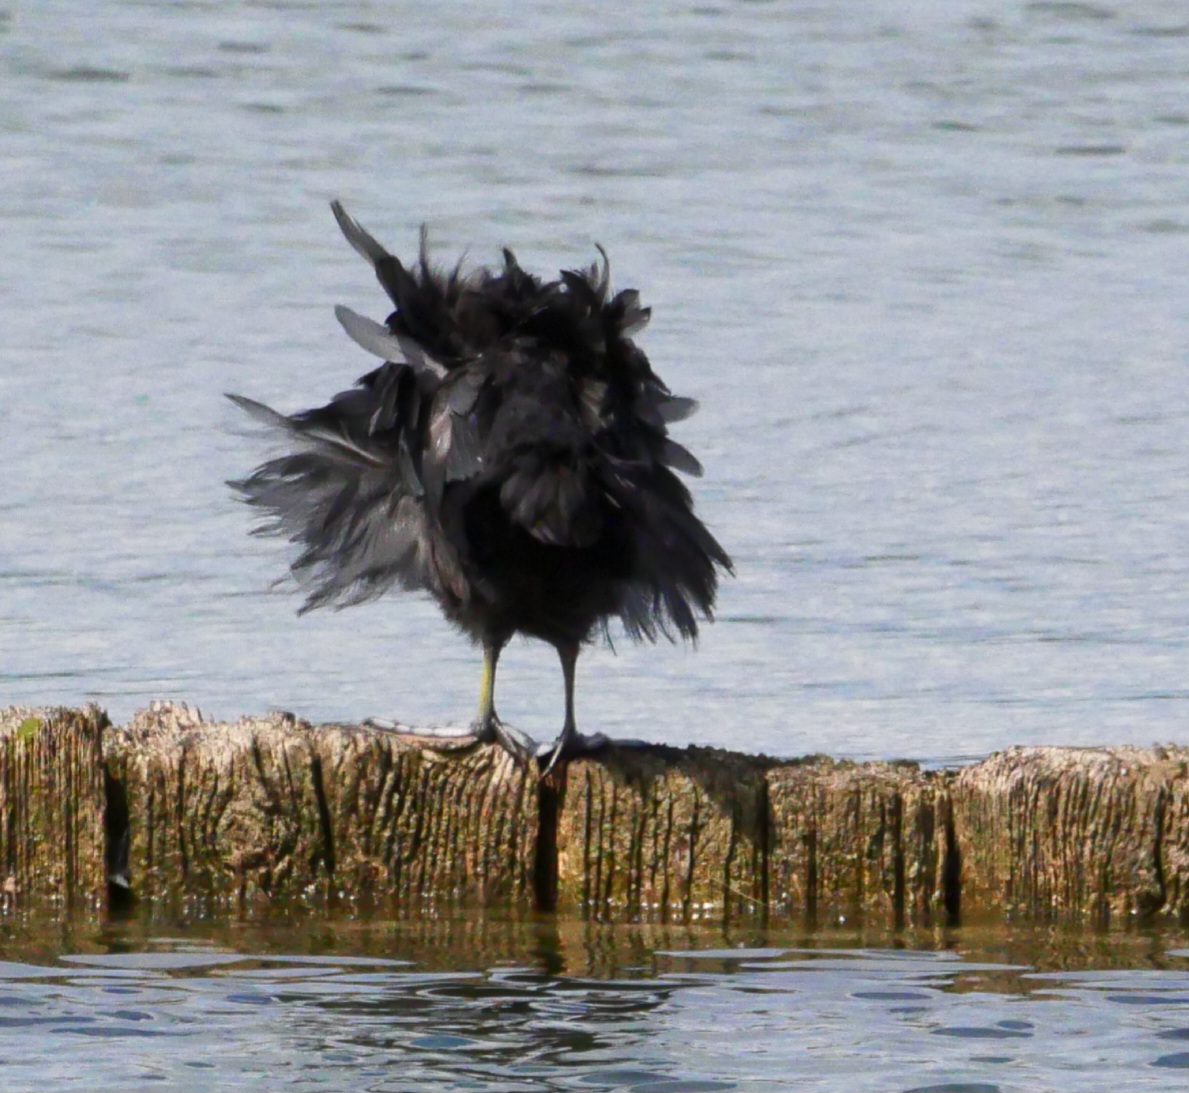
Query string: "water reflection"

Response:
xmin=0 ymin=912 xmax=1186 ymax=1089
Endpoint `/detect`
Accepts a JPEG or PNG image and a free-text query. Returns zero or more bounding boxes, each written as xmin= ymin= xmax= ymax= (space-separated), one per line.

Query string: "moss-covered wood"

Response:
xmin=0 ymin=705 xmax=107 ymax=911
xmin=767 ymin=757 xmax=952 ymax=926
xmin=553 ymin=745 xmax=768 ymax=919
xmin=3 ymin=702 xmax=1189 ymax=925
xmin=104 ymin=702 xmax=538 ymax=910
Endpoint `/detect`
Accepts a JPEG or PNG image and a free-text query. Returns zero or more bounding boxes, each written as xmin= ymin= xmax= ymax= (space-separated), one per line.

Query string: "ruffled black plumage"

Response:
xmin=229 ymin=202 xmax=731 ymax=762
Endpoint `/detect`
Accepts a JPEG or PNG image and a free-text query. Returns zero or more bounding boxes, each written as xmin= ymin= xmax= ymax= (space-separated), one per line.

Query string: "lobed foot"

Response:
xmin=363 ymin=716 xmax=627 ymax=774
xmin=471 ymin=714 xmax=540 ymax=767
xmin=538 ymin=728 xmax=613 ymax=778
xmin=364 ymin=716 xmax=538 ymax=766
xmin=363 ymin=716 xmax=475 ymax=740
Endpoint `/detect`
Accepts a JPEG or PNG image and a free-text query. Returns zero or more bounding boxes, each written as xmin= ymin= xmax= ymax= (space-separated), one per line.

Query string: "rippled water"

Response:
xmin=2 ymin=0 xmax=1187 ymax=763
xmin=0 ymin=914 xmax=1187 ymax=1092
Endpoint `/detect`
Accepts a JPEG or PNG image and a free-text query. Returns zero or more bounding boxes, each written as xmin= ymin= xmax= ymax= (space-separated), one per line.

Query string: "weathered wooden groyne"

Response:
xmin=3 ymin=702 xmax=1187 ymax=925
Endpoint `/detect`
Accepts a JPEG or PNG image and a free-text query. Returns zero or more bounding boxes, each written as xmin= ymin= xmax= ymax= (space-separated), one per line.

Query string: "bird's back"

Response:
xmin=230 ymin=204 xmax=731 ymax=648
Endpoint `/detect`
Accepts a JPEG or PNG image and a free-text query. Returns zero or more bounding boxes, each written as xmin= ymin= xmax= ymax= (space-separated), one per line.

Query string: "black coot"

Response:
xmin=229 ymin=203 xmax=732 ymax=770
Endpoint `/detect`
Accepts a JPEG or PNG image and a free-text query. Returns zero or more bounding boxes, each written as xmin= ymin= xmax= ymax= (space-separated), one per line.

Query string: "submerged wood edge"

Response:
xmin=1 ymin=702 xmax=1187 ymax=926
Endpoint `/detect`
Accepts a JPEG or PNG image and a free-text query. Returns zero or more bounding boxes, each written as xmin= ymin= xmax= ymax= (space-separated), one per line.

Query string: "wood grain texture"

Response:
xmin=766 ymin=757 xmax=951 ymax=926
xmin=309 ymin=722 xmax=538 ymax=909
xmin=554 ymin=744 xmax=768 ymax=920
xmin=5 ymin=703 xmax=1189 ymax=925
xmin=104 ymin=703 xmax=327 ymax=907
xmin=0 ymin=705 xmax=107 ymax=911
xmin=951 ymin=745 xmax=1188 ymax=922
xmin=104 ymin=703 xmax=538 ymax=911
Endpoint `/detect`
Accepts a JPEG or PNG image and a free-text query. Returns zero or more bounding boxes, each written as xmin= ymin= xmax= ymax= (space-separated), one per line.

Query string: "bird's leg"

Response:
xmin=470 ymin=637 xmax=539 ymax=764
xmin=539 ymin=643 xmax=611 ymax=777
xmin=472 ymin=635 xmax=502 ymax=729
xmin=365 ymin=638 xmax=537 ymax=761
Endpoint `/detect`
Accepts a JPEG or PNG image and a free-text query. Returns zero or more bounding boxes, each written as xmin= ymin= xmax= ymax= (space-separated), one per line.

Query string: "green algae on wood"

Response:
xmin=554 ymin=745 xmax=768 ymax=919
xmin=0 ymin=705 xmax=107 ymax=911
xmin=104 ymin=702 xmax=538 ymax=910
xmin=766 ymin=757 xmax=952 ymax=927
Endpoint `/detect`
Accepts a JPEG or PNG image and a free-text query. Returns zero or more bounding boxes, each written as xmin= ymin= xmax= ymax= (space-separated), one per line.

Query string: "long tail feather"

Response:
xmin=330 ymin=200 xmax=389 ymax=267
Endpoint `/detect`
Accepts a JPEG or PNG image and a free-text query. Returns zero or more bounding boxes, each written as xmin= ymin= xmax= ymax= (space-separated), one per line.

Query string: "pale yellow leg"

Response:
xmin=476 ymin=639 xmax=501 ymax=724
xmin=471 ymin=638 xmax=537 ymax=763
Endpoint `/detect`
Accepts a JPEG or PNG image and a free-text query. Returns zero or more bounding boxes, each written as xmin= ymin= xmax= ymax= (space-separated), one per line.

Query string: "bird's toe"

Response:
xmin=471 ymin=715 xmax=540 ymax=767
xmin=537 ymin=729 xmax=611 ymax=778
xmin=363 ymin=716 xmax=399 ymax=731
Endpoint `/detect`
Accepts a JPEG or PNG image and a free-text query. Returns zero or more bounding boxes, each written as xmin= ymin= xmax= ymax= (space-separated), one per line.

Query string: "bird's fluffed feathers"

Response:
xmin=229 ymin=203 xmax=732 ymax=648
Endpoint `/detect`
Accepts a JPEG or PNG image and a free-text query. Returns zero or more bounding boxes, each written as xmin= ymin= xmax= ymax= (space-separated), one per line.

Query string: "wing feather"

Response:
xmin=227 ymin=361 xmax=436 ymax=610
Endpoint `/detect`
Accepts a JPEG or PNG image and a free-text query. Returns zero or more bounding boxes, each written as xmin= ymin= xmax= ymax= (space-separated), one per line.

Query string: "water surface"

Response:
xmin=3 ymin=913 xmax=1189 ymax=1091
xmin=2 ymin=0 xmax=1188 ymax=763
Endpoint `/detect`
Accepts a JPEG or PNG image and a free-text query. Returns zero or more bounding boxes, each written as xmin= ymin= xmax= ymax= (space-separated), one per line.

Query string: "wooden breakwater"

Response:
xmin=2 ymin=702 xmax=1188 ymax=925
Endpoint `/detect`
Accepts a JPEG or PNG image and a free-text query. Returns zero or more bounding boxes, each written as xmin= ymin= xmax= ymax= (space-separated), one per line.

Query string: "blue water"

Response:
xmin=0 ymin=916 xmax=1188 ymax=1092
xmin=3 ymin=0 xmax=1187 ymax=764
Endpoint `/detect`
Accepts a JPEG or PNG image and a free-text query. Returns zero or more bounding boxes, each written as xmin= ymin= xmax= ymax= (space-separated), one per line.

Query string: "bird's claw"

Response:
xmin=471 ymin=715 xmax=540 ymax=767
xmin=363 ymin=716 xmax=398 ymax=731
xmin=537 ymin=730 xmax=612 ymax=778
xmin=364 ymin=715 xmax=617 ymax=776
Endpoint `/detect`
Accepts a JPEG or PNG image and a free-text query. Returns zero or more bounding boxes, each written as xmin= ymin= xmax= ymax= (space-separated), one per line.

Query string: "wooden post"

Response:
xmin=3 ymin=703 xmax=1188 ymax=924
xmin=553 ymin=745 xmax=768 ymax=920
xmin=103 ymin=702 xmax=538 ymax=911
xmin=950 ymin=745 xmax=1184 ymax=922
xmin=0 ymin=706 xmax=107 ymax=912
xmin=767 ymin=757 xmax=952 ymax=927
